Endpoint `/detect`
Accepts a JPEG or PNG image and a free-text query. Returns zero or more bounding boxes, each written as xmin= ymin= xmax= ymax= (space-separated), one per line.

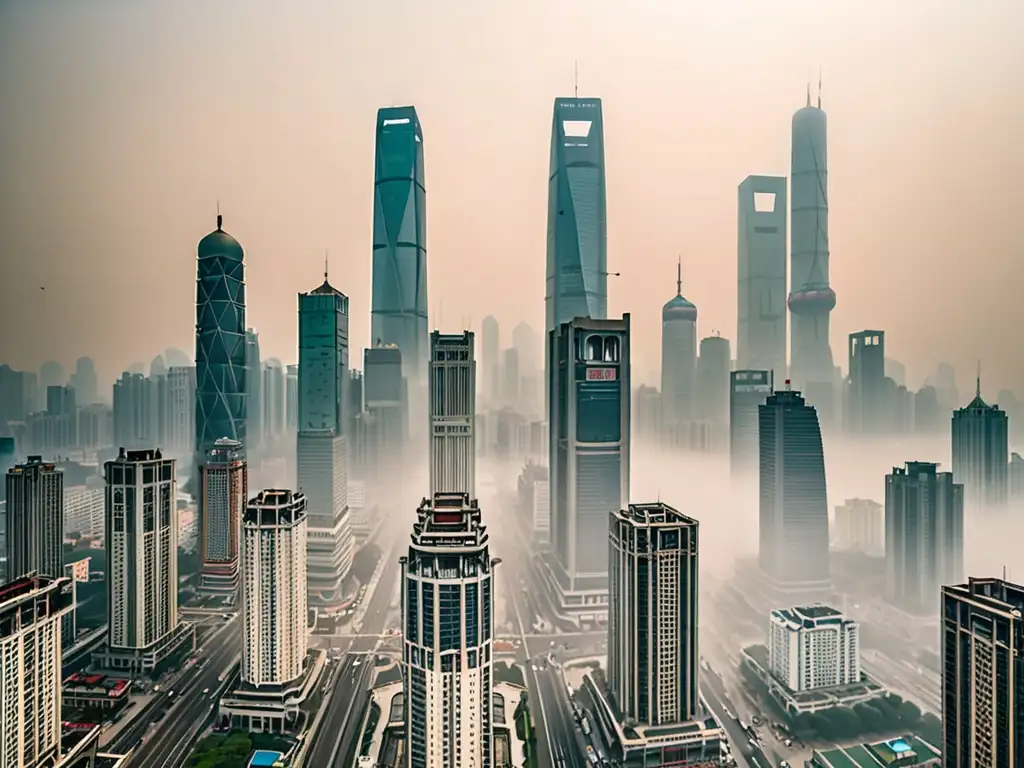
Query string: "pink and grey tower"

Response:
xmin=788 ymin=85 xmax=836 ymax=389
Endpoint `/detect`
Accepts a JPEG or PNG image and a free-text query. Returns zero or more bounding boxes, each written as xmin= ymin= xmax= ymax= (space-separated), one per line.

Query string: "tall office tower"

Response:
xmin=285 ymin=364 xmax=299 ymax=433
xmin=297 ymin=273 xmax=354 ymax=606
xmin=608 ymin=502 xmax=700 ymax=725
xmin=788 ymin=88 xmax=837 ymax=388
xmin=0 ymin=365 xmax=36 ymax=435
xmin=200 ymin=438 xmax=247 ymax=594
xmin=696 ymin=334 xmax=731 ymax=429
xmin=262 ymin=360 xmax=286 ymax=440
xmin=846 ymin=330 xmax=886 ymax=434
xmin=768 ymin=604 xmax=860 ymax=691
xmin=163 ymin=366 xmax=196 ymax=455
xmin=70 ymin=357 xmax=98 ymax=406
xmin=660 ymin=261 xmax=698 ymax=429
xmin=400 ymin=493 xmax=496 ymax=768
xmin=364 ymin=345 xmax=407 ymax=454
xmin=103 ymin=448 xmax=191 ymax=673
xmin=501 ymin=347 xmax=519 ymax=407
xmin=729 ymin=370 xmax=772 ymax=475
xmin=548 ymin=316 xmax=629 ymax=615
xmin=758 ymin=385 xmax=831 ymax=597
xmin=113 ymin=372 xmax=158 ymax=448
xmin=371 ymin=107 xmax=428 ymax=400
xmin=428 ymin=331 xmax=476 ymax=498
xmin=0 ymin=575 xmax=74 ymax=768
xmin=195 ymin=214 xmax=247 ymax=461
xmin=241 ymin=489 xmax=308 ymax=687
xmin=737 ymin=175 xmax=788 ymax=378
xmin=5 ymin=456 xmax=63 ymax=583
xmin=481 ymin=316 xmax=500 ymax=406
xmin=884 ymin=462 xmax=963 ymax=616
xmin=942 ymin=577 xmax=1024 ymax=763
xmin=246 ymin=329 xmax=262 ymax=449
xmin=952 ymin=377 xmax=1009 ymax=510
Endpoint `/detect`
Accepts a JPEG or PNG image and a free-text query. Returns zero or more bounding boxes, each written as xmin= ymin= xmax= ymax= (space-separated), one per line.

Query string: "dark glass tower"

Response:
xmin=195 ymin=215 xmax=247 ymax=459
xmin=371 ymin=106 xmax=428 ymax=391
xmin=952 ymin=378 xmax=1009 ymax=510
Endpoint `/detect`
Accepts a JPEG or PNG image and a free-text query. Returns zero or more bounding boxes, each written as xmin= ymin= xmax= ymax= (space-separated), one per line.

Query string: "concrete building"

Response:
xmin=64 ymin=484 xmax=105 ymax=540
xmin=729 ymin=370 xmax=773 ymax=476
xmin=660 ymin=261 xmax=698 ymax=430
xmin=885 ymin=462 xmax=963 ymax=616
xmin=112 ymin=372 xmax=159 ymax=449
xmin=401 ymin=493 xmax=497 ymax=768
xmin=737 ymin=174 xmax=788 ymax=379
xmin=200 ymin=438 xmax=247 ymax=596
xmin=951 ymin=379 xmax=1009 ymax=510
xmin=4 ymin=456 xmax=63 ymax=583
xmin=0 ymin=575 xmax=74 ymax=768
xmin=941 ymin=577 xmax=1024 ymax=764
xmin=832 ymin=498 xmax=884 ymax=557
xmin=758 ymin=385 xmax=831 ymax=598
xmin=162 ymin=366 xmax=196 ymax=456
xmin=547 ymin=316 xmax=630 ymax=620
xmin=846 ymin=330 xmax=886 ymax=434
xmin=768 ymin=604 xmax=860 ymax=692
xmin=695 ymin=334 xmax=731 ymax=440
xmin=428 ymin=331 xmax=476 ymax=498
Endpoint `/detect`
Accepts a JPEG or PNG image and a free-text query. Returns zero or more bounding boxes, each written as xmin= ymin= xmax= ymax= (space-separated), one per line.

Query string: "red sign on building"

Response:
xmin=585 ymin=367 xmax=617 ymax=381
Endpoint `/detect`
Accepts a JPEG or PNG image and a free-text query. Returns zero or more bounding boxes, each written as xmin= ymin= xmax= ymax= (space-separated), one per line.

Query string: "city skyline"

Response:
xmin=2 ymin=2 xmax=1022 ymax=393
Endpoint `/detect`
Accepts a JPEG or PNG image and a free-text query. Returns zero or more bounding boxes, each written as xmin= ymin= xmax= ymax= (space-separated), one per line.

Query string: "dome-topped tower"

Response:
xmin=661 ymin=259 xmax=698 ymax=426
xmin=198 ymin=213 xmax=244 ymax=263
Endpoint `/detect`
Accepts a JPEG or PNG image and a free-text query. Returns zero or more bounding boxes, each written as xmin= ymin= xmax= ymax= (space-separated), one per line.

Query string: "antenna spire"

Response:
xmin=216 ymin=200 xmax=222 ymax=231
xmin=324 ymin=250 xmax=329 ymax=282
xmin=806 ymin=81 xmax=811 ymax=107
xmin=817 ymin=66 xmax=822 ymax=108
xmin=976 ymin=360 xmax=982 ymax=399
xmin=676 ymin=256 xmax=682 ymax=296
xmin=574 ymin=60 xmax=578 ymax=98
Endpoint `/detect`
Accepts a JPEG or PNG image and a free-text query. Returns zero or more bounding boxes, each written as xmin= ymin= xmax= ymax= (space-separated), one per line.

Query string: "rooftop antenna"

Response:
xmin=976 ymin=359 xmax=982 ymax=399
xmin=574 ymin=60 xmax=578 ymax=98
xmin=216 ymin=199 xmax=222 ymax=231
xmin=676 ymin=256 xmax=682 ymax=296
xmin=806 ymin=80 xmax=811 ymax=108
xmin=817 ymin=66 xmax=822 ymax=109
xmin=324 ymin=250 xmax=329 ymax=282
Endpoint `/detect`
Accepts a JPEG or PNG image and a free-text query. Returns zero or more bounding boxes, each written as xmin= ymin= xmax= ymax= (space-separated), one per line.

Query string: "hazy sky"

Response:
xmin=1 ymin=0 xmax=1022 ymax=394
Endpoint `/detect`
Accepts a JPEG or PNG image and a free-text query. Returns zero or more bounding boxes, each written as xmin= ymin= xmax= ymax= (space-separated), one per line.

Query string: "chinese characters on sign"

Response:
xmin=586 ymin=367 xmax=617 ymax=382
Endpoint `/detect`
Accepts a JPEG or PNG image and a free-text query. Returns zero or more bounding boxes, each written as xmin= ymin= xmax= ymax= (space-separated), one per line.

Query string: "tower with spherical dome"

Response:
xmin=195 ymin=213 xmax=247 ymax=464
xmin=789 ymin=82 xmax=837 ymax=388
xmin=660 ymin=260 xmax=698 ymax=430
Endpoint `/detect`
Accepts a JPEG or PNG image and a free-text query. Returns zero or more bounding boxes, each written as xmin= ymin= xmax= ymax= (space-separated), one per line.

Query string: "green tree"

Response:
xmin=900 ymin=700 xmax=922 ymax=724
xmin=853 ymin=702 xmax=884 ymax=732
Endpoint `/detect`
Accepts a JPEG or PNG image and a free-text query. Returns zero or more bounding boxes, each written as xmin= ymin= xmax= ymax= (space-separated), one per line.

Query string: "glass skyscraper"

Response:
xmin=371 ymin=106 xmax=428 ymax=392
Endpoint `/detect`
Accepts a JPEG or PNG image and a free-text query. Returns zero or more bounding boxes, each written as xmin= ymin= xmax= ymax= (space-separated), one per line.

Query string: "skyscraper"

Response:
xmin=788 ymin=88 xmax=836 ymax=388
xmin=758 ymin=385 xmax=830 ymax=596
xmin=200 ymin=438 xmax=247 ymax=595
xmin=4 ymin=456 xmax=63 ymax=583
xmin=101 ymin=448 xmax=193 ymax=673
xmin=364 ymin=345 xmax=407 ymax=466
xmin=297 ymin=273 xmax=354 ymax=607
xmin=246 ymin=329 xmax=262 ymax=449
xmin=952 ymin=378 xmax=1009 ymax=510
xmin=163 ymin=366 xmax=196 ymax=456
xmin=737 ymin=174 xmax=787 ymax=378
xmin=428 ymin=331 xmax=476 ymax=498
xmin=481 ymin=316 xmax=500 ymax=407
xmin=885 ymin=462 xmax=963 ymax=616
xmin=70 ymin=356 xmax=98 ymax=407
xmin=846 ymin=330 xmax=886 ymax=434
xmin=608 ymin=502 xmax=700 ymax=726
xmin=729 ymin=369 xmax=772 ymax=475
xmin=112 ymin=371 xmax=158 ymax=448
xmin=942 ymin=577 xmax=1024 ymax=764
xmin=371 ymin=106 xmax=428 ymax=396
xmin=548 ymin=316 xmax=630 ymax=617
xmin=0 ymin=575 xmax=74 ymax=768
xmin=401 ymin=493 xmax=496 ymax=768
xmin=241 ymin=489 xmax=308 ymax=688
xmin=195 ymin=214 xmax=247 ymax=460
xmin=660 ymin=261 xmax=698 ymax=429
xmin=695 ymin=334 xmax=731 ymax=434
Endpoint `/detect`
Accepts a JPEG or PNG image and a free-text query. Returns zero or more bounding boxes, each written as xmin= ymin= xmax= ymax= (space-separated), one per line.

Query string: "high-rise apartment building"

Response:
xmin=113 ymin=372 xmax=159 ymax=448
xmin=262 ymin=361 xmax=286 ymax=441
xmin=195 ymin=214 xmax=247 ymax=460
xmin=163 ymin=366 xmax=196 ymax=455
xmin=885 ymin=462 xmax=963 ymax=616
xmin=64 ymin=484 xmax=105 ymax=540
xmin=200 ymin=438 xmax=247 ymax=595
xmin=0 ymin=575 xmax=74 ymax=768
xmin=729 ymin=370 xmax=773 ymax=476
xmin=737 ymin=175 xmax=788 ymax=379
xmin=758 ymin=386 xmax=831 ymax=596
xmin=4 ymin=456 xmax=63 ymax=584
xmin=241 ymin=489 xmax=308 ymax=687
xmin=832 ymin=498 xmax=884 ymax=557
xmin=429 ymin=331 xmax=476 ymax=498
xmin=608 ymin=502 xmax=700 ymax=726
xmin=846 ymin=330 xmax=886 ymax=434
xmin=70 ymin=357 xmax=98 ymax=407
xmin=768 ymin=604 xmax=859 ymax=691
xmin=101 ymin=448 xmax=193 ymax=672
xmin=297 ymin=273 xmax=354 ymax=607
xmin=942 ymin=577 xmax=1024 ymax=764
xmin=660 ymin=262 xmax=698 ymax=429
xmin=952 ymin=380 xmax=1009 ymax=510
xmin=548 ymin=316 xmax=630 ymax=617
xmin=401 ymin=493 xmax=496 ymax=768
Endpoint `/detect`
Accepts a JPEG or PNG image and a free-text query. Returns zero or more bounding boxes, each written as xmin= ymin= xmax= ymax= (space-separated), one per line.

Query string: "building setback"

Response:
xmin=428 ymin=331 xmax=476 ymax=498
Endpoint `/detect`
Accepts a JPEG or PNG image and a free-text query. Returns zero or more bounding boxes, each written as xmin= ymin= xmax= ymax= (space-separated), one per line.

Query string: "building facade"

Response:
xmin=428 ymin=331 xmax=476 ymax=498
xmin=941 ymin=577 xmax=1024 ymax=765
xmin=729 ymin=370 xmax=773 ymax=476
xmin=768 ymin=604 xmax=859 ymax=692
xmin=4 ymin=456 xmax=63 ymax=583
xmin=660 ymin=263 xmax=698 ymax=430
xmin=833 ymin=498 xmax=884 ymax=557
xmin=737 ymin=174 xmax=788 ymax=379
xmin=846 ymin=330 xmax=886 ymax=434
xmin=64 ymin=484 xmax=105 ymax=540
xmin=951 ymin=383 xmax=1009 ymax=510
xmin=200 ymin=438 xmax=247 ymax=595
xmin=608 ymin=502 xmax=700 ymax=726
xmin=241 ymin=490 xmax=308 ymax=687
xmin=885 ymin=462 xmax=963 ymax=616
xmin=401 ymin=493 xmax=496 ymax=768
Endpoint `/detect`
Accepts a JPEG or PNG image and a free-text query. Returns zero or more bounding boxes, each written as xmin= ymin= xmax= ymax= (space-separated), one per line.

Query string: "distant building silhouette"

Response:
xmin=951 ymin=376 xmax=1009 ymax=510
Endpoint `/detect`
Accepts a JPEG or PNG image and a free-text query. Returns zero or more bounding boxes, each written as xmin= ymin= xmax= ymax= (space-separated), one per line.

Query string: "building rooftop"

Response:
xmin=409 ymin=493 xmax=488 ymax=549
xmin=945 ymin=577 xmax=1024 ymax=617
xmin=618 ymin=502 xmax=698 ymax=529
xmin=772 ymin=603 xmax=848 ymax=629
xmin=812 ymin=736 xmax=940 ymax=768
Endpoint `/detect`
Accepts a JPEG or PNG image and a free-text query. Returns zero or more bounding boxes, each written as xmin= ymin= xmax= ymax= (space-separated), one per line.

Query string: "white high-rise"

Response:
xmin=241 ymin=489 xmax=308 ymax=687
xmin=428 ymin=331 xmax=476 ymax=498
xmin=401 ymin=493 xmax=496 ymax=768
xmin=768 ymin=604 xmax=860 ymax=692
xmin=0 ymin=575 xmax=74 ymax=768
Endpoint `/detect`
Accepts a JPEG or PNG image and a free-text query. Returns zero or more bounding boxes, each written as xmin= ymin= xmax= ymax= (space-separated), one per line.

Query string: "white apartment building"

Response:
xmin=769 ymin=604 xmax=860 ymax=692
xmin=64 ymin=484 xmax=105 ymax=540
xmin=833 ymin=498 xmax=884 ymax=556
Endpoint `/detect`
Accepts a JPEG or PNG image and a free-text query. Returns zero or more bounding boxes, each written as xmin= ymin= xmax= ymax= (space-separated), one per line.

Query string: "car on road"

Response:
xmin=202 ymin=687 xmax=210 ymax=694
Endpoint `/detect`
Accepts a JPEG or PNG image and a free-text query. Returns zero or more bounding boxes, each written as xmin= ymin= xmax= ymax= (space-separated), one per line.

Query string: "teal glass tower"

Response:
xmin=195 ymin=215 xmax=247 ymax=458
xmin=371 ymin=106 xmax=428 ymax=391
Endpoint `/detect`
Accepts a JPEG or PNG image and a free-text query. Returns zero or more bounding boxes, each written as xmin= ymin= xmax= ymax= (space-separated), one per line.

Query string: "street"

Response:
xmin=302 ymin=654 xmax=374 ymax=767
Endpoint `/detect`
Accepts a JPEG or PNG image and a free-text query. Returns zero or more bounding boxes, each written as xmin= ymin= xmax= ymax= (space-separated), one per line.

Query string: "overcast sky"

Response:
xmin=1 ymin=0 xmax=1021 ymax=395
